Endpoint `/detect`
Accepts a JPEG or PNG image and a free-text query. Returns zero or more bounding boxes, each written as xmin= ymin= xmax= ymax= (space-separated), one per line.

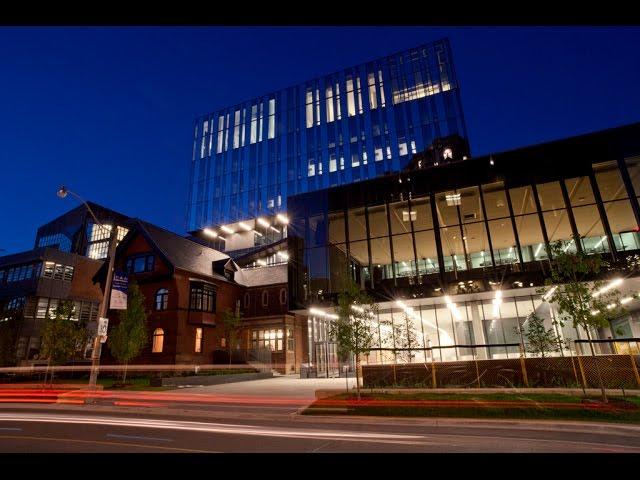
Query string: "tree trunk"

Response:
xmin=122 ymin=361 xmax=128 ymax=385
xmin=355 ymin=353 xmax=361 ymax=401
xmin=585 ymin=328 xmax=607 ymax=403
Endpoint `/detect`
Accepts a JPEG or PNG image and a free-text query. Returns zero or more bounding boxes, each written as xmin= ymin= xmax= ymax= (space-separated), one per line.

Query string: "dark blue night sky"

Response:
xmin=1 ymin=26 xmax=639 ymax=254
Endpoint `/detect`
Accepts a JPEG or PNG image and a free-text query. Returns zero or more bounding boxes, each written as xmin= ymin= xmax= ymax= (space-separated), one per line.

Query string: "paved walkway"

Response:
xmin=179 ymin=375 xmax=357 ymax=400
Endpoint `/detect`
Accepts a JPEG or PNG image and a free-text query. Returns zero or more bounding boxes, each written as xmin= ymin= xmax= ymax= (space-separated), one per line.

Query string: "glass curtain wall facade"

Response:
xmin=289 ymin=124 xmax=640 ymax=358
xmin=187 ymin=38 xmax=468 ymax=232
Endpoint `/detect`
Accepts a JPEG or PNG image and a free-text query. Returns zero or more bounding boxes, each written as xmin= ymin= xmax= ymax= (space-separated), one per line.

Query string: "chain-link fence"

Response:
xmin=362 ymin=339 xmax=640 ymax=389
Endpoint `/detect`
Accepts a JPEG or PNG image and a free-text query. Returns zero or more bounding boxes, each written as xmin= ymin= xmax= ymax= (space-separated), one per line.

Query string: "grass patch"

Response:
xmin=303 ymin=392 xmax=640 ymax=424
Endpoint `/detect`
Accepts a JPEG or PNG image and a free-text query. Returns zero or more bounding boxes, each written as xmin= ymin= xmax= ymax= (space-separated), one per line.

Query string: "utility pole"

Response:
xmin=57 ymin=186 xmax=119 ymax=393
xmin=88 ymin=226 xmax=118 ymax=391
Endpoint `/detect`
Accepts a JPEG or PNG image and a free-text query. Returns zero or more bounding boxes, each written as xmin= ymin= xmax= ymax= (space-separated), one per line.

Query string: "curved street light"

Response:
xmin=58 ymin=185 xmax=118 ymax=394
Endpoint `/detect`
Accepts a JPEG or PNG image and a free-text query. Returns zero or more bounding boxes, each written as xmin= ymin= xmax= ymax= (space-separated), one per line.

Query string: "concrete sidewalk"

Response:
xmin=180 ymin=375 xmax=357 ymax=400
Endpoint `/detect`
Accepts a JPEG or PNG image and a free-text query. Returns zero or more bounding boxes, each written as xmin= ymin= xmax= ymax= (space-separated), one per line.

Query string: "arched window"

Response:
xmin=244 ymin=292 xmax=250 ymax=309
xmin=279 ymin=288 xmax=287 ymax=305
xmin=152 ymin=328 xmax=164 ymax=353
xmin=262 ymin=290 xmax=269 ymax=307
xmin=155 ymin=288 xmax=169 ymax=310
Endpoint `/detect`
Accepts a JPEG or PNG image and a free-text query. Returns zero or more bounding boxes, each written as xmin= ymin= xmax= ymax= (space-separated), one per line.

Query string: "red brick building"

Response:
xmin=103 ymin=220 xmax=305 ymax=373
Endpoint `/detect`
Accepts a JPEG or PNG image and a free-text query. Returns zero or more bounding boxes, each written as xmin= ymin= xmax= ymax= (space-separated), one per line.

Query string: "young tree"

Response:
xmin=542 ymin=240 xmax=627 ymax=402
xmin=382 ymin=312 xmax=419 ymax=363
xmin=108 ymin=281 xmax=148 ymax=384
xmin=328 ymin=279 xmax=378 ymax=400
xmin=219 ymin=307 xmax=242 ymax=365
xmin=0 ymin=309 xmax=23 ymax=367
xmin=520 ymin=313 xmax=560 ymax=358
xmin=40 ymin=300 xmax=91 ymax=384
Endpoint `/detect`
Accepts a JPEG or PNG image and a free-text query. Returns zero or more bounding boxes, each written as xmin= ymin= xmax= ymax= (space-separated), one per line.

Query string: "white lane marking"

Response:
xmin=106 ymin=433 xmax=172 ymax=443
xmin=0 ymin=427 xmax=22 ymax=431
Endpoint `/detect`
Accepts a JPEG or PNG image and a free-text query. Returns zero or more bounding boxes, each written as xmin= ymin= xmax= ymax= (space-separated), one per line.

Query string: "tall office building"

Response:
xmin=187 ymin=38 xmax=469 ymax=252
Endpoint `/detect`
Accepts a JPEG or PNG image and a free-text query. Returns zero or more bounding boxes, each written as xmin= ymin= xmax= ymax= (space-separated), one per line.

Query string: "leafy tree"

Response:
xmin=0 ymin=309 xmax=23 ymax=367
xmin=520 ymin=313 xmax=560 ymax=358
xmin=108 ymin=281 xmax=148 ymax=384
xmin=40 ymin=300 xmax=91 ymax=383
xmin=219 ymin=307 xmax=242 ymax=365
xmin=541 ymin=240 xmax=627 ymax=402
xmin=328 ymin=279 xmax=378 ymax=400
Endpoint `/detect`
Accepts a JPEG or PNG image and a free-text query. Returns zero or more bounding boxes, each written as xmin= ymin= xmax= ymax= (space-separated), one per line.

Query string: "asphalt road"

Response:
xmin=1 ymin=404 xmax=639 ymax=453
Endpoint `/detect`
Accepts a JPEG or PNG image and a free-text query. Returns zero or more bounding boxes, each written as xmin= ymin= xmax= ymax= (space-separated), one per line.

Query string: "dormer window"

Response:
xmin=125 ymin=254 xmax=155 ymax=274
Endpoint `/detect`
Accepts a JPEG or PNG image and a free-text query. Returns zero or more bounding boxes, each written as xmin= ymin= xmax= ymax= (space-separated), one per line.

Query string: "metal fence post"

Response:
xmin=576 ymin=355 xmax=588 ymax=389
xmin=431 ymin=349 xmax=437 ymax=389
xmin=474 ymin=347 xmax=481 ymax=388
xmin=519 ymin=343 xmax=529 ymax=387
xmin=630 ymin=353 xmax=640 ymax=388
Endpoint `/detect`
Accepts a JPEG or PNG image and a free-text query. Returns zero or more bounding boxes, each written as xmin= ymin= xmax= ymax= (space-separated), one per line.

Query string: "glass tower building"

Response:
xmin=186 ymin=38 xmax=468 ymax=241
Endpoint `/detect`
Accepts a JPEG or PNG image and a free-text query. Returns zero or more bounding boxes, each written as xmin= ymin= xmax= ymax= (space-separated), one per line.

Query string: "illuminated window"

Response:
xmin=268 ymin=98 xmax=275 ymax=139
xmin=398 ymin=140 xmax=408 ymax=156
xmin=329 ymin=154 xmax=337 ymax=173
xmin=251 ymin=328 xmax=283 ymax=351
xmin=195 ymin=328 xmax=203 ymax=353
xmin=155 ymin=288 xmax=168 ymax=310
xmin=368 ymin=73 xmax=377 ymax=109
xmin=117 ymin=226 xmax=129 ymax=241
xmin=346 ymin=77 xmax=356 ymax=117
xmin=233 ymin=109 xmax=240 ymax=149
xmin=326 ymin=86 xmax=334 ymax=122
xmin=224 ymin=113 xmax=230 ymax=151
xmin=63 ymin=266 xmax=74 ymax=282
xmin=86 ymin=242 xmax=109 ymax=260
xmin=241 ymin=108 xmax=246 ymax=147
xmin=250 ymin=105 xmax=258 ymax=144
xmin=217 ymin=115 xmax=224 ymax=153
xmin=258 ymin=102 xmax=264 ymax=141
xmin=335 ymin=83 xmax=342 ymax=120
xmin=306 ymin=89 xmax=314 ymax=128
xmin=201 ymin=120 xmax=209 ymax=158
xmin=152 ymin=328 xmax=164 ymax=353
xmin=88 ymin=223 xmax=111 ymax=242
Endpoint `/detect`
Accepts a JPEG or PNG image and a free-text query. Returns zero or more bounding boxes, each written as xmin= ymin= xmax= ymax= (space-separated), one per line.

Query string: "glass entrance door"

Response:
xmin=314 ymin=342 xmax=327 ymax=377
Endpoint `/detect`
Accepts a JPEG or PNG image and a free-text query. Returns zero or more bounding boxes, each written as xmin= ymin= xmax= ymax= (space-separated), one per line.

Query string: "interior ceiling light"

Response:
xmin=593 ymin=278 xmax=623 ymax=298
xmin=203 ymin=228 xmax=217 ymax=238
xmin=220 ymin=225 xmax=234 ymax=234
xmin=276 ymin=214 xmax=289 ymax=224
xmin=445 ymin=193 xmax=461 ymax=206
xmin=257 ymin=217 xmax=270 ymax=228
xmin=239 ymin=222 xmax=252 ymax=231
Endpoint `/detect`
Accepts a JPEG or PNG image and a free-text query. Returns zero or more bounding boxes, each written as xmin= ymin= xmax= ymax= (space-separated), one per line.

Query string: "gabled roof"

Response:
xmin=124 ymin=220 xmax=231 ymax=282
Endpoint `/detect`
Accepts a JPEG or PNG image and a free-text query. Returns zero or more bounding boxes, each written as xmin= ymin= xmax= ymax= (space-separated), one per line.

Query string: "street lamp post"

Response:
xmin=57 ymin=186 xmax=118 ymax=391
